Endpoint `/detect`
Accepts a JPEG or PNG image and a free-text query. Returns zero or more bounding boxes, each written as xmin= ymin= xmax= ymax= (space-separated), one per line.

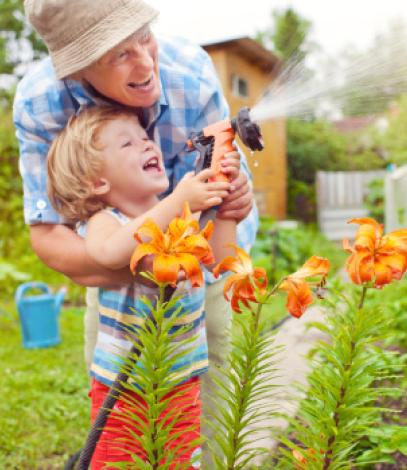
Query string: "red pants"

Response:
xmin=90 ymin=377 xmax=201 ymax=470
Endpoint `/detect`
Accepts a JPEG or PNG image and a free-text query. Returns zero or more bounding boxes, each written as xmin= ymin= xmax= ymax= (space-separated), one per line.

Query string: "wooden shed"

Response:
xmin=202 ymin=37 xmax=287 ymax=219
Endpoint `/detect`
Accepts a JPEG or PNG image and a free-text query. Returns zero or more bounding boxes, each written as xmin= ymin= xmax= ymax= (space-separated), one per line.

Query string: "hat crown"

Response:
xmin=25 ymin=0 xmax=124 ymax=51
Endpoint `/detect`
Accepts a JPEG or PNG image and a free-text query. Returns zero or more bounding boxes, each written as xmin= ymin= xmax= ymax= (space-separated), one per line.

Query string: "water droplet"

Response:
xmin=254 ymin=161 xmax=259 ymax=167
xmin=250 ymin=150 xmax=254 ymax=158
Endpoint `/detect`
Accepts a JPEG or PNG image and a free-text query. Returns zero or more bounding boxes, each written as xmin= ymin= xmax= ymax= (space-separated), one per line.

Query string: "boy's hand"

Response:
xmin=174 ymin=169 xmax=231 ymax=213
xmin=220 ymin=147 xmax=241 ymax=182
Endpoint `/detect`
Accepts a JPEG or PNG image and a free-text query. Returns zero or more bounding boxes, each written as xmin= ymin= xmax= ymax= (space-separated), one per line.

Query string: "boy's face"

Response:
xmin=80 ymin=26 xmax=161 ymax=108
xmin=97 ymin=116 xmax=169 ymax=204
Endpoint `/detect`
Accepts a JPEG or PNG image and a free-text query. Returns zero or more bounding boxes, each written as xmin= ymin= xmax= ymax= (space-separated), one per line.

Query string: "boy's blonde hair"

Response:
xmin=47 ymin=105 xmax=139 ymax=222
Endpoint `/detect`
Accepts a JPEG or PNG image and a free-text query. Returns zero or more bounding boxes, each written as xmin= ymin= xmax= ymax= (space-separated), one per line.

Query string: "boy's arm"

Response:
xmin=85 ymin=196 xmax=183 ymax=270
xmin=85 ymin=169 xmax=231 ymax=269
xmin=201 ymin=147 xmax=238 ymax=270
xmin=205 ymin=218 xmax=237 ymax=272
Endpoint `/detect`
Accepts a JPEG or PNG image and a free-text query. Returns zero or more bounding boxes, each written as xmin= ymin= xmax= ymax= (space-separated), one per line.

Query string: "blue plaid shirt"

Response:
xmin=13 ymin=34 xmax=259 ymax=282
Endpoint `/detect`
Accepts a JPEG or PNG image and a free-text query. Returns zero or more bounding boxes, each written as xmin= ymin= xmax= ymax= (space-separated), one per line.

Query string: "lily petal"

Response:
xmin=234 ymin=245 xmax=255 ymax=273
xmin=388 ymin=229 xmax=407 ymax=245
xmin=130 ymin=244 xmax=162 ymax=274
xmin=285 ymin=279 xmax=314 ymax=318
xmin=213 ymin=255 xmax=248 ymax=277
xmin=348 ymin=217 xmax=383 ymax=239
xmin=222 ymin=273 xmax=246 ymax=301
xmin=178 ymin=253 xmax=205 ymax=288
xmin=373 ymin=261 xmax=394 ymax=286
xmin=293 ymin=255 xmax=331 ymax=279
xmin=153 ymin=254 xmax=180 ymax=287
xmin=199 ymin=220 xmax=214 ymax=240
xmin=134 ymin=219 xmax=166 ymax=246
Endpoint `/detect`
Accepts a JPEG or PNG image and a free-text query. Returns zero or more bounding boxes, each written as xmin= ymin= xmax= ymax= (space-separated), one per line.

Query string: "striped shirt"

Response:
xmin=13 ymin=34 xmax=259 ymax=282
xmin=78 ymin=209 xmax=208 ymax=387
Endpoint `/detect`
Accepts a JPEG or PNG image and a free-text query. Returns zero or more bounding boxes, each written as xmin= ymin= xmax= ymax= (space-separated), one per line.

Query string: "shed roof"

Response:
xmin=202 ymin=37 xmax=281 ymax=73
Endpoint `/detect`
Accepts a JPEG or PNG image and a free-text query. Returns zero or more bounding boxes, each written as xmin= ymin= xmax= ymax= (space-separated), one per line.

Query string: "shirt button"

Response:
xmin=37 ymin=200 xmax=46 ymax=210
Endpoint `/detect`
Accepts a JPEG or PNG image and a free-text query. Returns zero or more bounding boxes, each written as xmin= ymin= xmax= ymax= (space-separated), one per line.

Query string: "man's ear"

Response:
xmin=92 ymin=177 xmax=110 ymax=195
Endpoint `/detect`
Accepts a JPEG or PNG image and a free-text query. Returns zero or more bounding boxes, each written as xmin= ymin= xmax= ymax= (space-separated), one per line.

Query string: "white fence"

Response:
xmin=316 ymin=170 xmax=386 ymax=241
xmin=385 ymin=165 xmax=407 ymax=232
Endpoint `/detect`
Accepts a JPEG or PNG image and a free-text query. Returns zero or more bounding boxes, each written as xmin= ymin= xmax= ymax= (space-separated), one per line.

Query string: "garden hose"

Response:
xmin=63 ymin=449 xmax=82 ymax=470
xmin=75 ymin=284 xmax=176 ymax=470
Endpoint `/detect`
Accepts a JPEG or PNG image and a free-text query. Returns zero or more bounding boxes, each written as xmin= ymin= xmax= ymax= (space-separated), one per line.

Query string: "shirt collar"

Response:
xmin=142 ymin=75 xmax=168 ymax=131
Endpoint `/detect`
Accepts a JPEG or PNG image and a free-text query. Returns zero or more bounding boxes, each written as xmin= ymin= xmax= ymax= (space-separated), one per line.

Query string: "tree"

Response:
xmin=256 ymin=7 xmax=313 ymax=65
xmin=0 ymin=0 xmax=46 ymax=106
xmin=376 ymin=95 xmax=407 ymax=165
xmin=254 ymin=7 xmax=319 ymax=121
xmin=340 ymin=20 xmax=407 ymax=116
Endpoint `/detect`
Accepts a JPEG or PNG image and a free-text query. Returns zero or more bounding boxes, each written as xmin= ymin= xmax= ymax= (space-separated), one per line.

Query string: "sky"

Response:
xmin=148 ymin=0 xmax=407 ymax=57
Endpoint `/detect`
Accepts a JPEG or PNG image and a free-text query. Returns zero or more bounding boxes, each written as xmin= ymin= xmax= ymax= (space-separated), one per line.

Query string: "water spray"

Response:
xmin=249 ymin=32 xmax=407 ymax=123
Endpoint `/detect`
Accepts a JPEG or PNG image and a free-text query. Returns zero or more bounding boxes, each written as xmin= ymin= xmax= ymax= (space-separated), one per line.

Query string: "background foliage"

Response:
xmin=376 ymin=95 xmax=407 ymax=166
xmin=251 ymin=217 xmax=347 ymax=285
xmin=256 ymin=9 xmax=407 ymax=224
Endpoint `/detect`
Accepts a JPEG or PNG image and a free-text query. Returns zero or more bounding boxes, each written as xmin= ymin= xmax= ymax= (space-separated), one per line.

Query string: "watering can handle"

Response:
xmin=55 ymin=287 xmax=67 ymax=315
xmin=14 ymin=281 xmax=51 ymax=308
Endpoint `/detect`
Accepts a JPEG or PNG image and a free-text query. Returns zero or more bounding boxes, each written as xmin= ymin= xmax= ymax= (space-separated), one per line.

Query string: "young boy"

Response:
xmin=46 ymin=105 xmax=238 ymax=470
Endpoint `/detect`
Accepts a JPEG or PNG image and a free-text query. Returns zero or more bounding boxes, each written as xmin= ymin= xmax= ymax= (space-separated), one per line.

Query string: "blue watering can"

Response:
xmin=14 ymin=281 xmax=67 ymax=349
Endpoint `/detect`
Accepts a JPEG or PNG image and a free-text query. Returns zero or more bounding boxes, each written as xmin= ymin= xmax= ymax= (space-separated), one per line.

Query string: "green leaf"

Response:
xmin=398 ymin=439 xmax=407 ymax=456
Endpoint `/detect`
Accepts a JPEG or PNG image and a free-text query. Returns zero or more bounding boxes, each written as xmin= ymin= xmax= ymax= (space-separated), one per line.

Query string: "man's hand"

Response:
xmin=216 ymin=170 xmax=253 ymax=223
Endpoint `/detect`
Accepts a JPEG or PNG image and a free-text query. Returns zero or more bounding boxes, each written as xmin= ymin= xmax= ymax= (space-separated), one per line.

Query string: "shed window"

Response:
xmin=231 ymin=74 xmax=249 ymax=98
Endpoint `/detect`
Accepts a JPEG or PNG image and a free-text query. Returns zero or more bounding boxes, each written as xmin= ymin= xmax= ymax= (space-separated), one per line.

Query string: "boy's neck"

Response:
xmin=107 ymin=194 xmax=160 ymax=219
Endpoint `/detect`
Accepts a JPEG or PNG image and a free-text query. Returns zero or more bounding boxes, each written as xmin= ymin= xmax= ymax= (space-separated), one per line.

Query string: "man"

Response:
xmin=14 ymin=0 xmax=259 ymax=464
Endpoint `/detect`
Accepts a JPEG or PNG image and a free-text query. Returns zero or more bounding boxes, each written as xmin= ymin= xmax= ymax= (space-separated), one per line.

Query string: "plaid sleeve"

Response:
xmin=13 ymin=65 xmax=75 ymax=225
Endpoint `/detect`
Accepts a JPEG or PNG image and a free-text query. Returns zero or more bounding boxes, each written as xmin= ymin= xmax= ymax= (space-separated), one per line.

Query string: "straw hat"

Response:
xmin=24 ymin=0 xmax=159 ymax=80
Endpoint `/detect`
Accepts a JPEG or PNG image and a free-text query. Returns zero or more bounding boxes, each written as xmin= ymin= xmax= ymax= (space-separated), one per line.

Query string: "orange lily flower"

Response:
xmin=130 ymin=203 xmax=214 ymax=288
xmin=213 ymin=245 xmax=267 ymax=314
xmin=343 ymin=218 xmax=407 ymax=287
xmin=293 ymin=444 xmax=325 ymax=469
xmin=293 ymin=448 xmax=316 ymax=469
xmin=279 ymin=255 xmax=330 ymax=318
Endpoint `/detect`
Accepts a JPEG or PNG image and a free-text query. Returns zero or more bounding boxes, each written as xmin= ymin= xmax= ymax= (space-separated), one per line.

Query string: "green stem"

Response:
xmin=358 ymin=286 xmax=367 ymax=310
xmin=150 ymin=285 xmax=165 ymax=469
xmin=265 ymin=276 xmax=288 ymax=300
xmin=159 ymin=283 xmax=166 ymax=305
xmin=227 ymin=301 xmax=263 ymax=470
xmin=322 ymin=286 xmax=366 ymax=469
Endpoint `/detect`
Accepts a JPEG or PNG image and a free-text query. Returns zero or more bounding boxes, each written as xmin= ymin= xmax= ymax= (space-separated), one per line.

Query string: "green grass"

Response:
xmin=0 ymin=303 xmax=89 ymax=469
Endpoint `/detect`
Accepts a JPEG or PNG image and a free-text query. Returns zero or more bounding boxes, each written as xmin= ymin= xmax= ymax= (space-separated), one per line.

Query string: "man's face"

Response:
xmin=81 ymin=26 xmax=161 ymax=108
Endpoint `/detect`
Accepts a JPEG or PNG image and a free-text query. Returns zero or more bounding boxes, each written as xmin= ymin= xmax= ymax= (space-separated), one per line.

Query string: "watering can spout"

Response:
xmin=55 ymin=287 xmax=67 ymax=313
